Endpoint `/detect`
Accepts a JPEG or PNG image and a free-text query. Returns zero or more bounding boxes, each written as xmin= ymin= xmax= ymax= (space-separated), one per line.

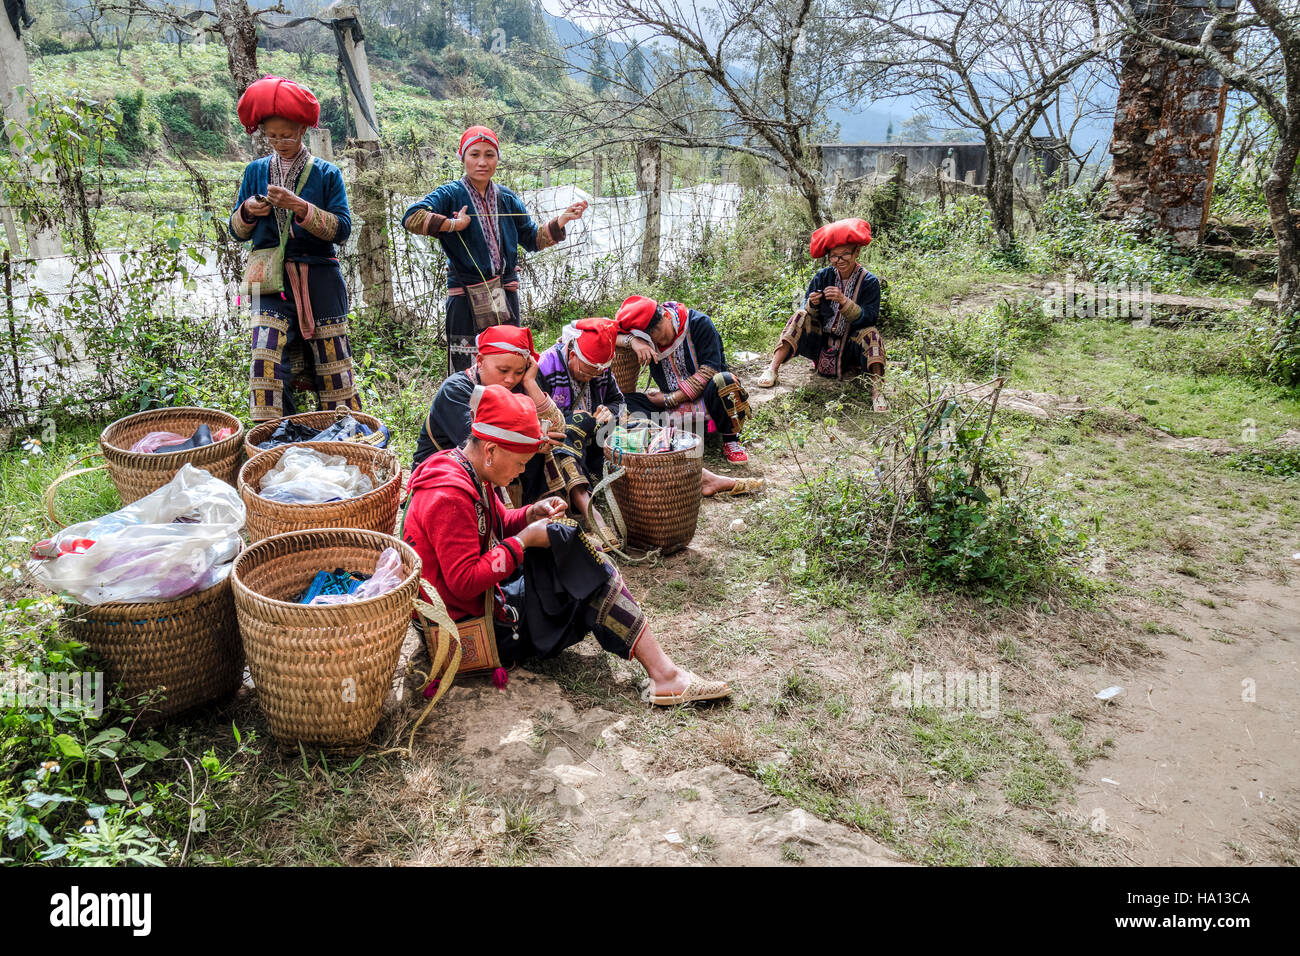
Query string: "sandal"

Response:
xmin=714 ymin=477 xmax=764 ymax=498
xmin=756 ymin=367 xmax=778 ymax=388
xmin=647 ymin=670 xmax=731 ymax=706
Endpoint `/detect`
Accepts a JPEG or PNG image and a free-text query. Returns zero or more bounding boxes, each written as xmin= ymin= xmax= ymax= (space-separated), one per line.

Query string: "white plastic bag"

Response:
xmin=258 ymin=446 xmax=374 ymax=504
xmin=308 ymin=548 xmax=404 ymax=605
xmin=27 ymin=464 xmax=246 ymax=605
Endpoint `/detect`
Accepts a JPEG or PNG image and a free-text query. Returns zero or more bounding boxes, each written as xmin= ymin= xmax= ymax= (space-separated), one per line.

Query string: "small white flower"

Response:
xmin=19 ymin=458 xmax=28 ymax=466
xmin=36 ymin=760 xmax=60 ymax=781
xmin=21 ymin=437 xmax=44 ymax=456
xmin=79 ymin=819 xmax=97 ymax=834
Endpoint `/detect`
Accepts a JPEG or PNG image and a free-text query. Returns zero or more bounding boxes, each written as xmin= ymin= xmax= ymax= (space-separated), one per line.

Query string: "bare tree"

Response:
xmin=859 ymin=0 xmax=1115 ymax=249
xmin=542 ymin=0 xmax=882 ymax=225
xmin=99 ymin=0 xmax=288 ymax=95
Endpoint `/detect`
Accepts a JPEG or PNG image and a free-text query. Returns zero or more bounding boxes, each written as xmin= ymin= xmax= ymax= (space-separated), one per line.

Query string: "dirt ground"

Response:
xmin=380 ymin=349 xmax=1298 ymax=867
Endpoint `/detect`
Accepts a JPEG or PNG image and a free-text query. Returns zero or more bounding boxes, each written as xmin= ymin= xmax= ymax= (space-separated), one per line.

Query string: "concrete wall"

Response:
xmin=820 ymin=140 xmax=1064 ymax=187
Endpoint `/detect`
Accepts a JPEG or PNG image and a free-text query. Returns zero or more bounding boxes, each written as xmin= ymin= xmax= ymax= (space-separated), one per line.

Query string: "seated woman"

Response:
xmin=615 ymin=296 xmax=752 ymax=465
xmin=412 ymin=325 xmax=600 ymax=524
xmin=757 ymin=217 xmax=888 ymax=412
xmin=402 ymin=384 xmax=730 ymax=705
xmin=536 ymin=317 xmax=626 ymax=490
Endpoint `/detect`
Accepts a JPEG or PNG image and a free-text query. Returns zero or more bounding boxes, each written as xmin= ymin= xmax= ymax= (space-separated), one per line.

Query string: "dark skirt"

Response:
xmin=493 ymin=522 xmax=647 ymax=666
xmin=249 ymin=262 xmax=362 ymax=420
xmin=445 ymin=288 xmax=522 ymax=376
xmin=777 ymin=308 xmax=886 ymax=380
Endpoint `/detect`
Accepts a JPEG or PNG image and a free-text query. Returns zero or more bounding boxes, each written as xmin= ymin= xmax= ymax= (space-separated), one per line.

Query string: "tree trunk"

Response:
xmin=1263 ymin=129 xmax=1300 ymax=315
xmin=984 ymin=139 xmax=1016 ymax=250
xmin=212 ymin=0 xmax=261 ymax=96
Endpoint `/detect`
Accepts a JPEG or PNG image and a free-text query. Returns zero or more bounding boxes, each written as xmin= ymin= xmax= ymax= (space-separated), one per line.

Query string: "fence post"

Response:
xmin=328 ymin=6 xmax=395 ymax=319
xmin=592 ymin=156 xmax=603 ymax=198
xmin=637 ymin=140 xmax=661 ymax=281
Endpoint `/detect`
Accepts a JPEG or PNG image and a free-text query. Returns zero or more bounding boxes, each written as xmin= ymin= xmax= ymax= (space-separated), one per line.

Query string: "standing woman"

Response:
xmin=401 ymin=125 xmax=589 ymax=375
xmin=229 ymin=76 xmax=361 ymax=422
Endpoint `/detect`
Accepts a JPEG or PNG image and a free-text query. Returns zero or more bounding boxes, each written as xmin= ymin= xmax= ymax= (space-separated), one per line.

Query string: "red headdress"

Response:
xmin=469 ymin=384 xmax=544 ymax=454
xmin=236 ymin=76 xmax=320 ymax=135
xmin=476 ymin=325 xmax=538 ymax=363
xmin=809 ymin=218 xmax=873 ymax=259
xmin=566 ymin=317 xmax=618 ymax=370
xmin=458 ymin=126 xmax=500 ymax=161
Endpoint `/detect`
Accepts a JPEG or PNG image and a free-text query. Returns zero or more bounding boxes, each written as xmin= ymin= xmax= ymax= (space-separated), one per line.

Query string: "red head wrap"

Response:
xmin=568 ymin=317 xmax=618 ymax=370
xmin=615 ymin=295 xmax=658 ymax=334
xmin=809 ymin=218 xmax=873 ymax=259
xmin=236 ymin=76 xmax=320 ymax=135
xmin=476 ymin=325 xmax=538 ymax=363
xmin=469 ymin=384 xmax=544 ymax=454
xmin=459 ymin=126 xmax=500 ymax=161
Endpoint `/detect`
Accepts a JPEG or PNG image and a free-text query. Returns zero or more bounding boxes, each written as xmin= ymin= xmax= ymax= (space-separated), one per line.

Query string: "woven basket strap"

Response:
xmin=44 ymin=455 xmax=107 ymax=529
xmin=588 ymin=460 xmax=662 ymax=566
xmin=395 ymin=595 xmax=463 ymax=756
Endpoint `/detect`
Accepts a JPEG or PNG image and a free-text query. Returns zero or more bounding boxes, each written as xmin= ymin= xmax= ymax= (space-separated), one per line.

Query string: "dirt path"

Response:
xmin=1080 ymin=572 xmax=1300 ymax=865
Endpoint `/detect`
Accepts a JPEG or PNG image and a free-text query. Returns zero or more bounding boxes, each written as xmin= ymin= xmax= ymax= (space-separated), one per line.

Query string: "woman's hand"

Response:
xmin=243 ymin=196 xmax=271 ymax=218
xmin=594 ymin=405 xmax=613 ymax=426
xmin=807 ymin=290 xmax=824 ymax=307
xmin=559 ymin=200 xmax=589 ymax=225
xmin=526 ymin=496 xmax=567 ymax=524
xmin=446 ymin=206 xmax=471 ymax=232
xmin=518 ymin=517 xmax=553 ymax=549
xmin=823 ymin=286 xmax=846 ymax=305
xmin=524 ymin=355 xmax=541 ymax=386
xmin=630 ymin=337 xmax=655 ymax=365
xmin=265 ymin=185 xmax=308 ymax=217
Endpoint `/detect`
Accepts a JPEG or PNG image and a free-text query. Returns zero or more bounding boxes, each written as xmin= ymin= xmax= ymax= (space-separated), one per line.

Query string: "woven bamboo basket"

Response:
xmin=244 ymin=409 xmax=386 ymax=461
xmin=231 ymin=529 xmax=422 ymax=749
xmin=63 ymin=576 xmax=243 ymax=728
xmin=611 ymin=345 xmax=644 ymax=395
xmin=99 ymin=407 xmax=245 ymax=504
xmin=238 ymin=442 xmax=401 ymax=544
xmin=603 ymin=443 xmax=703 ymax=554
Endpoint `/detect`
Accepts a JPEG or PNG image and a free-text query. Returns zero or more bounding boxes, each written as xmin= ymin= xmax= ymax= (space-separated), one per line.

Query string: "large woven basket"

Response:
xmin=100 ymin=407 xmax=245 ymax=504
xmin=611 ymin=345 xmax=644 ymax=395
xmin=244 ymin=409 xmax=386 ymax=461
xmin=603 ymin=444 xmax=703 ymax=554
xmin=63 ymin=576 xmax=243 ymax=728
xmin=231 ymin=529 xmax=422 ymax=749
xmin=238 ymin=442 xmax=401 ymax=544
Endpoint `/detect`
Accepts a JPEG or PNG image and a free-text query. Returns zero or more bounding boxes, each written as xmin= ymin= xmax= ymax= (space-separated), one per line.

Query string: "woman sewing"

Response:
xmin=401 ymin=125 xmax=589 ymax=375
xmin=229 ymin=76 xmax=361 ymax=422
xmin=402 ymin=384 xmax=731 ymax=705
xmin=758 ymin=217 xmax=887 ymax=412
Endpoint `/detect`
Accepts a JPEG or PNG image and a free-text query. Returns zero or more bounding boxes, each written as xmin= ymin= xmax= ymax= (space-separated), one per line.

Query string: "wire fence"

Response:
xmin=0 ymin=143 xmax=759 ymax=426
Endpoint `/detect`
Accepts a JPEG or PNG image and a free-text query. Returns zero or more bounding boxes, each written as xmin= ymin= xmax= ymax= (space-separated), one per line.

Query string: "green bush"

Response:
xmin=0 ymin=594 xmax=256 ymax=865
xmin=1224 ymin=445 xmax=1300 ymax=479
xmin=113 ymin=91 xmax=148 ymax=155
xmin=754 ymin=396 xmax=1086 ymax=602
xmin=916 ymin=296 xmax=1053 ymax=377
xmin=154 ymin=87 xmax=231 ymax=155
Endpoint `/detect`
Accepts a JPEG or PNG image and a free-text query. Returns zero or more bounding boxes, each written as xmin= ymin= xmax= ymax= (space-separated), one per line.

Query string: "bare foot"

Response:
xmin=571 ymin=487 xmax=592 ymax=521
xmin=701 ymin=468 xmax=737 ymax=497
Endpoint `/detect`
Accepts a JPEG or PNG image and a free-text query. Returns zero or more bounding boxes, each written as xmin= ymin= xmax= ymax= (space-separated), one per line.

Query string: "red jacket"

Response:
xmin=402 ymin=451 xmax=530 ymax=621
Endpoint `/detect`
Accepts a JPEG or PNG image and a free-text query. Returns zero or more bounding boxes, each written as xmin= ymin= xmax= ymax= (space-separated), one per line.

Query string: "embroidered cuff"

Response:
xmin=405 ymin=209 xmax=447 ymax=236
xmin=841 ymin=300 xmax=862 ymax=322
xmin=231 ymin=206 xmax=256 ymax=240
xmin=295 ymin=202 xmax=340 ymax=241
xmin=536 ymin=217 xmax=566 ymax=250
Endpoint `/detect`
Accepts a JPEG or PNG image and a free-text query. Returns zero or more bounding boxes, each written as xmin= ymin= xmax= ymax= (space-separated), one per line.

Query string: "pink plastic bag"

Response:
xmin=308 ymin=548 xmax=405 ymax=605
xmin=129 ymin=431 xmax=190 ymax=454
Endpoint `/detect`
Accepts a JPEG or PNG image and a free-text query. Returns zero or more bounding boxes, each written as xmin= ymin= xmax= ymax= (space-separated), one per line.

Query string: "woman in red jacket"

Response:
xmin=402 ymin=385 xmax=729 ymax=705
